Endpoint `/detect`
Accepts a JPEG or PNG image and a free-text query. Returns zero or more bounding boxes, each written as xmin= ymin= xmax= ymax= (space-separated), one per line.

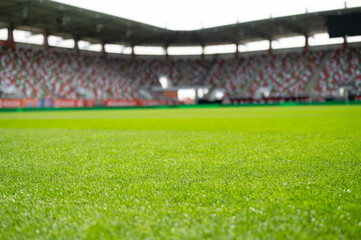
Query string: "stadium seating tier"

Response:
xmin=1 ymin=45 xmax=360 ymax=99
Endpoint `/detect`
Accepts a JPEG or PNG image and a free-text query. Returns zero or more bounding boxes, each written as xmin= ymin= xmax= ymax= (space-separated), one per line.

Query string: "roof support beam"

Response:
xmin=44 ymin=30 xmax=50 ymax=55
xmin=74 ymin=37 xmax=80 ymax=55
xmin=201 ymin=44 xmax=205 ymax=60
xmin=8 ymin=25 xmax=15 ymax=52
xmin=235 ymin=43 xmax=239 ymax=59
xmin=304 ymin=35 xmax=309 ymax=53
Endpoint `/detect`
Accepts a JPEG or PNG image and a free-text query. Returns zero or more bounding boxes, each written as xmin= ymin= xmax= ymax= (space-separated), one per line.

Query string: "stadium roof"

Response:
xmin=1 ymin=0 xmax=361 ymax=47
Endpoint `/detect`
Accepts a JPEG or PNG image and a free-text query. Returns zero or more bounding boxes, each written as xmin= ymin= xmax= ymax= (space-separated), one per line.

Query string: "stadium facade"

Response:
xmin=0 ymin=0 xmax=361 ymax=108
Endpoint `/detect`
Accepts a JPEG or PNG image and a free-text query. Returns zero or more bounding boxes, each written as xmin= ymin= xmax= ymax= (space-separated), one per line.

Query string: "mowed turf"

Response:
xmin=0 ymin=106 xmax=361 ymax=239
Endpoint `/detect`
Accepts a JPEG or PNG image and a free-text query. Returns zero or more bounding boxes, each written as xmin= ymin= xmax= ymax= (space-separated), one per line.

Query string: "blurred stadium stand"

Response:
xmin=0 ymin=0 xmax=361 ymax=106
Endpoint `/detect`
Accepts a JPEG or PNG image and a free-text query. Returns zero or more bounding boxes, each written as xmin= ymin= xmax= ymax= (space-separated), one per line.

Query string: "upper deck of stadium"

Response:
xmin=1 ymin=0 xmax=361 ymax=49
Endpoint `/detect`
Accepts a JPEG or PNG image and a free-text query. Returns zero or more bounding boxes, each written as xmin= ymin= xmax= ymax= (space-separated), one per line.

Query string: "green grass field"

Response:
xmin=1 ymin=106 xmax=361 ymax=239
